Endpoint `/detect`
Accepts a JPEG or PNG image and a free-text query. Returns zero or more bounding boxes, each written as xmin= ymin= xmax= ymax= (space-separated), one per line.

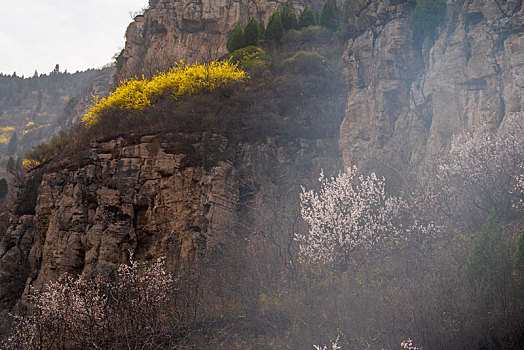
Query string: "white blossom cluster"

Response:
xmin=515 ymin=164 xmax=524 ymax=210
xmin=296 ymin=167 xmax=405 ymax=265
xmin=3 ymin=258 xmax=177 ymax=349
xmin=438 ymin=112 xmax=524 ymax=215
xmin=313 ymin=335 xmax=341 ymax=350
xmin=400 ymin=338 xmax=422 ymax=349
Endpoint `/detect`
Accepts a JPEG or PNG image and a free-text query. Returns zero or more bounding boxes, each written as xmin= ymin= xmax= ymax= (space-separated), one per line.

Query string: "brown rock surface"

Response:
xmin=0 ymin=132 xmax=340 ymax=307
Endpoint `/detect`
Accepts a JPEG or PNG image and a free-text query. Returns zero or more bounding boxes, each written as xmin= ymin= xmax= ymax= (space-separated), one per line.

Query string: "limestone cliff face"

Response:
xmin=117 ymin=0 xmax=319 ymax=80
xmin=0 ymin=132 xmax=339 ymax=306
xmin=339 ymin=0 xmax=524 ymax=169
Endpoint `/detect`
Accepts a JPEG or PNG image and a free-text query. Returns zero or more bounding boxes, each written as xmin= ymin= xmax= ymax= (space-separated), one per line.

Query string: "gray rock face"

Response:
xmin=339 ymin=0 xmax=524 ymax=169
xmin=116 ymin=0 xmax=320 ymax=80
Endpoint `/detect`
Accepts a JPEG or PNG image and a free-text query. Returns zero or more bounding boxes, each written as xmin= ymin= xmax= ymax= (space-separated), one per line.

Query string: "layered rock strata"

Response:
xmin=0 ymin=133 xmax=340 ymax=306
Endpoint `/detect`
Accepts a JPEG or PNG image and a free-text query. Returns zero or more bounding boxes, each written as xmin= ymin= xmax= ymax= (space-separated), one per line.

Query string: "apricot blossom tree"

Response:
xmin=296 ymin=167 xmax=405 ymax=266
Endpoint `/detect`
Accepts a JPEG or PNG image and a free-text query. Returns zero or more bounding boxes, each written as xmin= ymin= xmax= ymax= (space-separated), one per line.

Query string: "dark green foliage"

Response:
xmin=462 ymin=211 xmax=507 ymax=287
xmin=0 ymin=178 xmax=7 ymax=200
xmin=459 ymin=211 xmax=522 ymax=348
xmin=279 ymin=0 xmax=298 ymax=31
xmin=462 ymin=211 xmax=512 ymax=311
xmin=6 ymin=157 xmax=14 ymax=172
xmin=257 ymin=21 xmax=265 ymax=39
xmin=410 ymin=0 xmax=446 ymax=47
xmin=282 ymin=51 xmax=327 ymax=75
xmin=7 ymin=132 xmax=17 ymax=156
xmin=265 ymin=12 xmax=284 ymax=42
xmin=298 ymin=5 xmax=316 ymax=29
xmin=244 ymin=19 xmax=260 ymax=47
xmin=320 ymin=0 xmax=340 ymax=31
xmin=227 ymin=24 xmax=245 ymax=53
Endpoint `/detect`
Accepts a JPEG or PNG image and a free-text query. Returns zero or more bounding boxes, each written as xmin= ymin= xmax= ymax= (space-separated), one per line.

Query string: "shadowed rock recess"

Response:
xmin=0 ymin=0 xmax=523 ymax=320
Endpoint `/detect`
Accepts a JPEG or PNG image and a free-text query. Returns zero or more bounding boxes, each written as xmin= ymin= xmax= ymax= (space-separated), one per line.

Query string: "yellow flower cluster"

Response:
xmin=0 ymin=126 xmax=15 ymax=144
xmin=82 ymin=60 xmax=247 ymax=127
xmin=22 ymin=158 xmax=40 ymax=169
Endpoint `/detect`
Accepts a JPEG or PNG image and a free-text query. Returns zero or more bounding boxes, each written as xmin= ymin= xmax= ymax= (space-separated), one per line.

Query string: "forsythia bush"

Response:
xmin=82 ymin=60 xmax=247 ymax=127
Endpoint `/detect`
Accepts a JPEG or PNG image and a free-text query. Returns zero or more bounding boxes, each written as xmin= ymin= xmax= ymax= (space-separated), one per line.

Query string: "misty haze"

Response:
xmin=0 ymin=0 xmax=523 ymax=349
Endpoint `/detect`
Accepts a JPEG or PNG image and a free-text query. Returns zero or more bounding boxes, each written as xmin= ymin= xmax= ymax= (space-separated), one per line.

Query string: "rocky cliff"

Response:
xmin=339 ymin=0 xmax=523 ymax=169
xmin=2 ymin=0 xmax=523 ymax=310
xmin=117 ymin=0 xmax=321 ymax=80
xmin=0 ymin=131 xmax=340 ymax=307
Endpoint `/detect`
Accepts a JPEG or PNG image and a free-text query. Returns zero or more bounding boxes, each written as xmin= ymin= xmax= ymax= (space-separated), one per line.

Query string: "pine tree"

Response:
xmin=227 ymin=24 xmax=245 ymax=53
xmin=7 ymin=132 xmax=17 ymax=156
xmin=6 ymin=157 xmax=14 ymax=172
xmin=244 ymin=19 xmax=260 ymax=47
xmin=0 ymin=178 xmax=7 ymax=200
xmin=298 ymin=5 xmax=316 ymax=29
xmin=320 ymin=0 xmax=340 ymax=31
xmin=265 ymin=12 xmax=284 ymax=42
xmin=257 ymin=21 xmax=265 ymax=40
xmin=279 ymin=0 xmax=298 ymax=31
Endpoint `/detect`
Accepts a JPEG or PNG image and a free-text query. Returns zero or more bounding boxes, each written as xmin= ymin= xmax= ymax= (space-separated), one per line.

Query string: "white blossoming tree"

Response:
xmin=434 ymin=112 xmax=524 ymax=222
xmin=296 ymin=166 xmax=405 ymax=267
xmin=3 ymin=259 xmax=179 ymax=350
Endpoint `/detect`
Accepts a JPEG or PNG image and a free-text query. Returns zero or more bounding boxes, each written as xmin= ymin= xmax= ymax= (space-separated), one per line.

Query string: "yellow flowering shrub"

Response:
xmin=0 ymin=127 xmax=15 ymax=144
xmin=0 ymin=126 xmax=15 ymax=132
xmin=82 ymin=60 xmax=247 ymax=127
xmin=22 ymin=158 xmax=41 ymax=169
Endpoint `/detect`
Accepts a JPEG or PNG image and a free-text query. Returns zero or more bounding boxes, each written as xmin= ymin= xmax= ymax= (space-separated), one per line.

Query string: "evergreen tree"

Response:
xmin=0 ymin=178 xmax=7 ymax=200
xmin=244 ymin=19 xmax=260 ymax=47
xmin=279 ymin=0 xmax=298 ymax=31
xmin=265 ymin=12 xmax=284 ymax=42
xmin=257 ymin=21 xmax=265 ymax=40
xmin=6 ymin=157 xmax=14 ymax=172
xmin=52 ymin=63 xmax=60 ymax=75
xmin=298 ymin=5 xmax=316 ymax=29
xmin=7 ymin=132 xmax=17 ymax=156
xmin=227 ymin=24 xmax=246 ymax=53
xmin=320 ymin=0 xmax=340 ymax=31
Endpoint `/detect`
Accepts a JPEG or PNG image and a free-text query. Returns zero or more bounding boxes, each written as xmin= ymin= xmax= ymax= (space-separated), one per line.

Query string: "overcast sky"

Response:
xmin=0 ymin=0 xmax=149 ymax=77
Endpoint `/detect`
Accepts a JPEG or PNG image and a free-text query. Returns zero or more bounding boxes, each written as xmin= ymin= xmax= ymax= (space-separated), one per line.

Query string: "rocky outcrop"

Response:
xmin=0 ymin=132 xmax=340 ymax=307
xmin=117 ymin=0 xmax=321 ymax=80
xmin=339 ymin=0 xmax=524 ymax=169
xmin=59 ymin=66 xmax=115 ymax=129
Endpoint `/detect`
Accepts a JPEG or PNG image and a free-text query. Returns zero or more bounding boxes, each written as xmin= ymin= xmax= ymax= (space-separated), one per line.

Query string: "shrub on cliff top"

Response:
xmin=227 ymin=23 xmax=246 ymax=53
xmin=82 ymin=60 xmax=247 ymax=127
xmin=282 ymin=51 xmax=327 ymax=75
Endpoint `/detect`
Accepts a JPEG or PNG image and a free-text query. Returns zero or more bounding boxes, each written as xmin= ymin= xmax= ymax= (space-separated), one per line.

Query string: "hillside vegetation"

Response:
xmin=22 ymin=25 xmax=346 ymax=172
xmin=0 ymin=67 xmax=98 ymax=157
xmin=2 ymin=1 xmax=524 ymax=349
